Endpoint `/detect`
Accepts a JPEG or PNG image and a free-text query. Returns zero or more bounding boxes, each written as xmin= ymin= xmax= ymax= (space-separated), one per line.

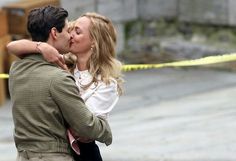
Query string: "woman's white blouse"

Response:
xmin=74 ymin=68 xmax=119 ymax=118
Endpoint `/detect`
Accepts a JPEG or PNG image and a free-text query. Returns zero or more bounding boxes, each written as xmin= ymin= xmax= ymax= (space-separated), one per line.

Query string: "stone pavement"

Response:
xmin=0 ymin=101 xmax=15 ymax=161
xmin=99 ymin=85 xmax=236 ymax=161
xmin=1 ymin=68 xmax=236 ymax=161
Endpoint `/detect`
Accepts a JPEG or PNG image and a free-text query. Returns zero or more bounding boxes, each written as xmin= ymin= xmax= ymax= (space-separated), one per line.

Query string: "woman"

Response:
xmin=7 ymin=12 xmax=123 ymax=161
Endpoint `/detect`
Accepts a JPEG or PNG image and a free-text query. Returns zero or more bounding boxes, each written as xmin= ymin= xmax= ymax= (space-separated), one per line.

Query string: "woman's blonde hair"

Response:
xmin=80 ymin=12 xmax=124 ymax=95
xmin=68 ymin=20 xmax=76 ymax=33
xmin=63 ymin=21 xmax=77 ymax=73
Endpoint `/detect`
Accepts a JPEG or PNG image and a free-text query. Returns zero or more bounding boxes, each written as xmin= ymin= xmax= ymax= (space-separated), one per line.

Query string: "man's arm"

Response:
xmin=50 ymin=72 xmax=112 ymax=145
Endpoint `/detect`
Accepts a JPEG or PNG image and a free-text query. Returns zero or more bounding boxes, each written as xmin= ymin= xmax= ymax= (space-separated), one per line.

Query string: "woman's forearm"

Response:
xmin=7 ymin=39 xmax=39 ymax=57
xmin=7 ymin=39 xmax=68 ymax=70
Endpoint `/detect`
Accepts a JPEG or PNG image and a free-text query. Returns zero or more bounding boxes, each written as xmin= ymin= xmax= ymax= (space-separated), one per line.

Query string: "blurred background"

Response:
xmin=1 ymin=0 xmax=236 ymax=161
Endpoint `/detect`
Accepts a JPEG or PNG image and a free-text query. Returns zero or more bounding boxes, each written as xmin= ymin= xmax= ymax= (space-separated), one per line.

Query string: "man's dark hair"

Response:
xmin=27 ymin=5 xmax=68 ymax=42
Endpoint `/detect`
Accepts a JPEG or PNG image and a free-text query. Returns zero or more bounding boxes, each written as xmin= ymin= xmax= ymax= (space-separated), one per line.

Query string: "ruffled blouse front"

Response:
xmin=74 ymin=67 xmax=119 ymax=118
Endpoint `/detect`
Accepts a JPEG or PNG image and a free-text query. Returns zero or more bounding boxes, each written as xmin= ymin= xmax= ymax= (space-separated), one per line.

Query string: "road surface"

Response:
xmin=1 ymin=68 xmax=236 ymax=161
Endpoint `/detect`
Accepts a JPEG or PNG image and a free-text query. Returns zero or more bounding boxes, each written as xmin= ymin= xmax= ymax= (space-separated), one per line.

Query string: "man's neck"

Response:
xmin=46 ymin=39 xmax=63 ymax=54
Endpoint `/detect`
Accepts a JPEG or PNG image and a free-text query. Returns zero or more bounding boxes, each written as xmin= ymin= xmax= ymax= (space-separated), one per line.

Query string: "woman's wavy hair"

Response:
xmin=82 ymin=12 xmax=123 ymax=95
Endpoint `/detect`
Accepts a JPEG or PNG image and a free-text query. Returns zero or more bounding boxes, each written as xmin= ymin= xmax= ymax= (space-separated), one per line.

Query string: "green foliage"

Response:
xmin=124 ymin=20 xmax=144 ymax=40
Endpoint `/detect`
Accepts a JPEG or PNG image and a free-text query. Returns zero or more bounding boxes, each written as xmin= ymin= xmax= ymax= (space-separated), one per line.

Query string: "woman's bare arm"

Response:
xmin=7 ymin=39 xmax=38 ymax=57
xmin=7 ymin=39 xmax=68 ymax=70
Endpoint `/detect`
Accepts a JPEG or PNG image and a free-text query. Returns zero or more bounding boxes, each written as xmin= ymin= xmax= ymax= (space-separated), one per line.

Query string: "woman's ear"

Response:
xmin=50 ymin=27 xmax=58 ymax=40
xmin=91 ymin=41 xmax=95 ymax=48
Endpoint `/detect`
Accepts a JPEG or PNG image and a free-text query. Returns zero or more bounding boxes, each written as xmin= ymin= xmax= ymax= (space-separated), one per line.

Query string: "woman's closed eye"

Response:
xmin=75 ymin=27 xmax=81 ymax=35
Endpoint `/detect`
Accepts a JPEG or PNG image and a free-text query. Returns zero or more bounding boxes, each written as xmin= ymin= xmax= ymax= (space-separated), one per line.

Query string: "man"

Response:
xmin=8 ymin=5 xmax=112 ymax=161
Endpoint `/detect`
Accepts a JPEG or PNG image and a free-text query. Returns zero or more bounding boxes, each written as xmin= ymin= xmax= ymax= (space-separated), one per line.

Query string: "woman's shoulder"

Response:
xmin=108 ymin=77 xmax=118 ymax=85
xmin=97 ymin=75 xmax=117 ymax=85
xmin=95 ymin=77 xmax=118 ymax=94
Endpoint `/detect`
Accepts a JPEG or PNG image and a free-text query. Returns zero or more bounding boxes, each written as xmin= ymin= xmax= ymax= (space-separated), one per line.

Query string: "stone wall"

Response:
xmin=60 ymin=0 xmax=236 ymax=26
xmin=2 ymin=0 xmax=236 ymax=26
xmin=1 ymin=0 xmax=236 ymax=54
xmin=179 ymin=0 xmax=227 ymax=25
xmin=138 ymin=0 xmax=178 ymax=20
xmin=60 ymin=0 xmax=236 ymax=54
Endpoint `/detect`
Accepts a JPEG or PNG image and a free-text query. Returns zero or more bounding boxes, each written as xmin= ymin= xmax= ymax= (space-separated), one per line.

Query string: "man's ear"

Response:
xmin=50 ymin=27 xmax=58 ymax=40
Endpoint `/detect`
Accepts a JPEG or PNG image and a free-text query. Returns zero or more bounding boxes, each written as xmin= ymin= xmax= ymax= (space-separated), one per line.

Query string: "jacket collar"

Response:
xmin=24 ymin=53 xmax=45 ymax=61
xmin=24 ymin=54 xmax=57 ymax=67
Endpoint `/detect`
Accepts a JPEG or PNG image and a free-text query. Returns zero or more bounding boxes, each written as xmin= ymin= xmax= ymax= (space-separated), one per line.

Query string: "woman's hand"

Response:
xmin=68 ymin=128 xmax=94 ymax=143
xmin=38 ymin=42 xmax=68 ymax=70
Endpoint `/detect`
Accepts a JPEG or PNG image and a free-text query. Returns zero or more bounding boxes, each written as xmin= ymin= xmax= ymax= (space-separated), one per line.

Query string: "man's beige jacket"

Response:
xmin=9 ymin=54 xmax=112 ymax=153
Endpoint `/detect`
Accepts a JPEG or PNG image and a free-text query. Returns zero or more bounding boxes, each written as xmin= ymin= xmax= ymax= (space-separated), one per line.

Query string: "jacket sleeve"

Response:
xmin=49 ymin=73 xmax=112 ymax=145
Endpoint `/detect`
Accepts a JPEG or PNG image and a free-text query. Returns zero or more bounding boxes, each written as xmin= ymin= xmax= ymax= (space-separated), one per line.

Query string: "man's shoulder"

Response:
xmin=41 ymin=66 xmax=75 ymax=81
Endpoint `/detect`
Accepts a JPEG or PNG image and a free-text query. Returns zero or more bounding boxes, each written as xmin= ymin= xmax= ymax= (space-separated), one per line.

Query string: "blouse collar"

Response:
xmin=74 ymin=65 xmax=91 ymax=79
xmin=73 ymin=65 xmax=102 ymax=81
